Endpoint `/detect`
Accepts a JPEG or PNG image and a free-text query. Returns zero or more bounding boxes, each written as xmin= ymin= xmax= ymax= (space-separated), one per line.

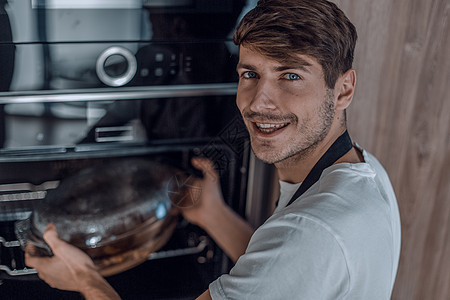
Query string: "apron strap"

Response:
xmin=286 ymin=130 xmax=353 ymax=207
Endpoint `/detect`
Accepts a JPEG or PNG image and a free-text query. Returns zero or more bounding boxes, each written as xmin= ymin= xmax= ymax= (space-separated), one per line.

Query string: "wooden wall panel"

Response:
xmin=332 ymin=0 xmax=450 ymax=299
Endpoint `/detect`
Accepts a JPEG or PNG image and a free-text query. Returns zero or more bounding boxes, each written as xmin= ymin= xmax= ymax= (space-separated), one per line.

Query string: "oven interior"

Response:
xmin=0 ymin=99 xmax=250 ymax=299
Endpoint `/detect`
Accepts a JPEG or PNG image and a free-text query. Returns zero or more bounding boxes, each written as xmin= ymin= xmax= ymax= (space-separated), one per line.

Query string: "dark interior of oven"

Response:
xmin=0 ymin=141 xmax=249 ymax=300
xmin=0 ymin=100 xmax=250 ymax=300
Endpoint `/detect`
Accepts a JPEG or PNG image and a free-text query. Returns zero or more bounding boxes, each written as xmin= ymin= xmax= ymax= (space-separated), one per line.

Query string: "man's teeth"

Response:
xmin=255 ymin=123 xmax=288 ymax=133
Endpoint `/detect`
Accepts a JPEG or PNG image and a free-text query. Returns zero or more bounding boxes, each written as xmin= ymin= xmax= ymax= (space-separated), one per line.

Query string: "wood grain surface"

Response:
xmin=333 ymin=0 xmax=450 ymax=298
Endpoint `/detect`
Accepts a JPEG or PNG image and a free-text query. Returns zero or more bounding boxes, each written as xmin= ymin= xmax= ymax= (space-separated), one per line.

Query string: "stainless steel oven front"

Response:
xmin=0 ymin=1 xmax=258 ymax=299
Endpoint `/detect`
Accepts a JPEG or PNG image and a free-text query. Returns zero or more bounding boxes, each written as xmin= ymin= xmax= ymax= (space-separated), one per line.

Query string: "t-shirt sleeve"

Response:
xmin=209 ymin=214 xmax=350 ymax=300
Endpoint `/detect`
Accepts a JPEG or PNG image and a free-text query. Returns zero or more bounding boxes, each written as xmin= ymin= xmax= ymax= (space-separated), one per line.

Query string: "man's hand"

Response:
xmin=179 ymin=158 xmax=227 ymax=228
xmin=25 ymin=224 xmax=121 ymax=299
xmin=179 ymin=158 xmax=254 ymax=263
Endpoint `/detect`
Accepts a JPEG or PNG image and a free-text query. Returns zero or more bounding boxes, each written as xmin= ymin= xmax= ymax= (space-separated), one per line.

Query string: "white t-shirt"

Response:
xmin=210 ymin=148 xmax=401 ymax=299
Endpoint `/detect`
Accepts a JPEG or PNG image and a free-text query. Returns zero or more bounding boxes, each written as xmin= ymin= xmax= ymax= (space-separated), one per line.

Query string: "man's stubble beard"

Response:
xmin=250 ymin=89 xmax=336 ymax=165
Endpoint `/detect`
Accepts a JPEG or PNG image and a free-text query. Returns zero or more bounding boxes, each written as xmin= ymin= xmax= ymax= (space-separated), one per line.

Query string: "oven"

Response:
xmin=0 ymin=1 xmax=272 ymax=299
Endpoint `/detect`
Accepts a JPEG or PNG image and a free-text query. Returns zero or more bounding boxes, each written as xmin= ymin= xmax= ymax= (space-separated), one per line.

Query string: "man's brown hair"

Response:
xmin=234 ymin=0 xmax=357 ymax=89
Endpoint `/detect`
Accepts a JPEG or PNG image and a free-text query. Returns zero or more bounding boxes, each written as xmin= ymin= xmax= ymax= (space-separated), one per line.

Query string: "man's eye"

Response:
xmin=243 ymin=71 xmax=257 ymax=79
xmin=284 ymin=73 xmax=300 ymax=80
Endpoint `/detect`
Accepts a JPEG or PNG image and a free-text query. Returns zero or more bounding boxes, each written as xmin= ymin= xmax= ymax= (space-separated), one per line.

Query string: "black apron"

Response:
xmin=286 ymin=130 xmax=353 ymax=207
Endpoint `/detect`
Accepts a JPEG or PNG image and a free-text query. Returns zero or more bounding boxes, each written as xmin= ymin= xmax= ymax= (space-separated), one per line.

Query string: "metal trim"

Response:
xmin=245 ymin=152 xmax=278 ymax=228
xmin=32 ymin=0 xmax=142 ymax=9
xmin=0 ymin=83 xmax=238 ymax=104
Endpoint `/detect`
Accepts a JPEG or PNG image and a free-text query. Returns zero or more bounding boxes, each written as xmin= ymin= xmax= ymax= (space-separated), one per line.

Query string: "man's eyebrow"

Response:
xmin=274 ymin=59 xmax=313 ymax=73
xmin=236 ymin=63 xmax=255 ymax=70
xmin=236 ymin=60 xmax=313 ymax=73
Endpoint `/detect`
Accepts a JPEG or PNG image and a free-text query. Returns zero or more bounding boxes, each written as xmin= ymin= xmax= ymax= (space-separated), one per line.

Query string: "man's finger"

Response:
xmin=191 ymin=158 xmax=218 ymax=181
xmin=42 ymin=223 xmax=68 ymax=256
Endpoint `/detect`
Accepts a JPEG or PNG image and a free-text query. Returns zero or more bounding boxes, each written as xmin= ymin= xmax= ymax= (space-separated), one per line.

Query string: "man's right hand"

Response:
xmin=25 ymin=224 xmax=121 ymax=300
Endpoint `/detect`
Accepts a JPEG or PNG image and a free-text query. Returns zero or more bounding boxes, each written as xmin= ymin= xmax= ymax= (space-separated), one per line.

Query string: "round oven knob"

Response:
xmin=96 ymin=46 xmax=137 ymax=87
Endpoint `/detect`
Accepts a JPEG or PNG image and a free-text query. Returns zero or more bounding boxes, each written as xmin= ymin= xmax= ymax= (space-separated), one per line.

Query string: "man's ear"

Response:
xmin=335 ymin=69 xmax=356 ymax=111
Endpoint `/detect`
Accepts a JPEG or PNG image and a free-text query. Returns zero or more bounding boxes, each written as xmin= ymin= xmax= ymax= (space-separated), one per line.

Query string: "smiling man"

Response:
xmin=197 ymin=1 xmax=401 ymax=299
xmin=26 ymin=1 xmax=401 ymax=299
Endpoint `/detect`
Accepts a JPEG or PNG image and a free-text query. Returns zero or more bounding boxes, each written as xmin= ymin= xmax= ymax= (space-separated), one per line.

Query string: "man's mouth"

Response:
xmin=254 ymin=122 xmax=289 ymax=134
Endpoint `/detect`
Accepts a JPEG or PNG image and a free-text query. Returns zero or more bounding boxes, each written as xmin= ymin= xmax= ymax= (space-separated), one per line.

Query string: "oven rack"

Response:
xmin=0 ymin=236 xmax=36 ymax=276
xmin=0 ymin=236 xmax=209 ymax=277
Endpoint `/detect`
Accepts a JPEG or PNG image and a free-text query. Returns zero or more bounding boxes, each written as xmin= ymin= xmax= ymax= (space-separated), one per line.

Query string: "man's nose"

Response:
xmin=249 ymin=79 xmax=277 ymax=112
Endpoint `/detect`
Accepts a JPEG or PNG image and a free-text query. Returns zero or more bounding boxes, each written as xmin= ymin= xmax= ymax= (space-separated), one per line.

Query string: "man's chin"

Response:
xmin=249 ymin=136 xmax=308 ymax=165
xmin=252 ymin=149 xmax=286 ymax=165
xmin=252 ymin=145 xmax=313 ymax=166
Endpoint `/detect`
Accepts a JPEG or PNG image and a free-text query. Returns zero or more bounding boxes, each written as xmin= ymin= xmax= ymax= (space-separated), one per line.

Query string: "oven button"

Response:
xmin=154 ymin=67 xmax=164 ymax=77
xmin=96 ymin=46 xmax=137 ymax=87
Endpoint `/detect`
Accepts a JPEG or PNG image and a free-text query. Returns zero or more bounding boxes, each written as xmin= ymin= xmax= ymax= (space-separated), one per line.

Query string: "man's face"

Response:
xmin=236 ymin=46 xmax=336 ymax=164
